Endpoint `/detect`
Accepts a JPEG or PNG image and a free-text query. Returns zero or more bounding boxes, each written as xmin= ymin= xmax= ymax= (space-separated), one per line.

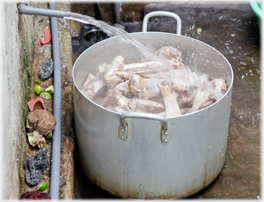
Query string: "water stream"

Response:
xmin=64 ymin=11 xmax=171 ymax=66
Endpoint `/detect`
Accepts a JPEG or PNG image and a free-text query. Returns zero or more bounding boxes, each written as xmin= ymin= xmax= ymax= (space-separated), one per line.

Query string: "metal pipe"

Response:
xmin=114 ymin=2 xmax=120 ymax=23
xmin=18 ymin=3 xmax=64 ymax=18
xmin=48 ymin=2 xmax=61 ymax=200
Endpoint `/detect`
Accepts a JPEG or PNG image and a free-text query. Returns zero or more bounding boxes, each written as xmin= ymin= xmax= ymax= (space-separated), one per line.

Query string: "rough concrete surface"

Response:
xmin=16 ymin=2 xmax=75 ymax=199
xmin=2 ymin=2 xmax=34 ymax=199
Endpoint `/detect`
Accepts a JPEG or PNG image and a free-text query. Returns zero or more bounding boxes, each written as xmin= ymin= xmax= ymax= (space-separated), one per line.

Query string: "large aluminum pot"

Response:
xmin=72 ymin=12 xmax=233 ymax=199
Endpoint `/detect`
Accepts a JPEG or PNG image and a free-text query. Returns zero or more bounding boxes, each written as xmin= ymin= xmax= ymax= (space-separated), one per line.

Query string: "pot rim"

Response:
xmin=72 ymin=32 xmax=234 ymax=119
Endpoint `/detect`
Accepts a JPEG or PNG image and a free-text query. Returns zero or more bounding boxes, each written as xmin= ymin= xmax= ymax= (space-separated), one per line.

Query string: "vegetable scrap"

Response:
xmin=45 ymin=85 xmax=54 ymax=95
xmin=40 ymin=92 xmax=52 ymax=100
xmin=27 ymin=131 xmax=46 ymax=149
xmin=27 ymin=97 xmax=46 ymax=111
xmin=37 ymin=180 xmax=48 ymax=191
xmin=40 ymin=28 xmax=51 ymax=45
xmin=23 ymin=148 xmax=49 ymax=186
xmin=38 ymin=59 xmax=53 ymax=80
xmin=45 ymin=132 xmax=53 ymax=140
xmin=38 ymin=85 xmax=54 ymax=100
xmin=20 ymin=191 xmax=51 ymax=200
xmin=26 ymin=109 xmax=56 ymax=136
xmin=35 ymin=79 xmax=42 ymax=85
xmin=34 ymin=84 xmax=42 ymax=95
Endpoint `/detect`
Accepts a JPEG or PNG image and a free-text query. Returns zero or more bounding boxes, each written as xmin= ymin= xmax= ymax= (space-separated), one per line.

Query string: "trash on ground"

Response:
xmin=40 ymin=92 xmax=52 ymax=100
xmin=40 ymin=28 xmax=51 ymax=45
xmin=35 ymin=79 xmax=42 ymax=85
xmin=196 ymin=28 xmax=202 ymax=34
xmin=27 ymin=131 xmax=46 ymax=148
xmin=27 ymin=98 xmax=46 ymax=111
xmin=45 ymin=85 xmax=54 ymax=95
xmin=26 ymin=109 xmax=56 ymax=135
xmin=23 ymin=148 xmax=49 ymax=186
xmin=45 ymin=131 xmax=53 ymax=140
xmin=37 ymin=180 xmax=48 ymax=191
xmin=20 ymin=191 xmax=51 ymax=200
xmin=38 ymin=59 xmax=53 ymax=80
xmin=33 ymin=84 xmax=42 ymax=95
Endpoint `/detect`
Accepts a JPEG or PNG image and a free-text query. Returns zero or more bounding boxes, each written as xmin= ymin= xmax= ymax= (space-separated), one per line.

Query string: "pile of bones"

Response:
xmin=80 ymin=46 xmax=227 ymax=117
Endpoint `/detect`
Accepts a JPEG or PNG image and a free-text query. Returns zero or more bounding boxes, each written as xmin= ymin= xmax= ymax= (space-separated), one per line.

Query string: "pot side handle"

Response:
xmin=119 ymin=112 xmax=169 ymax=143
xmin=142 ymin=11 xmax=182 ymax=35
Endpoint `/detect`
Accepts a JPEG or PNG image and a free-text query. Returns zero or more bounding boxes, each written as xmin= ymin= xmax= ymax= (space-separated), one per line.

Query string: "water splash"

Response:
xmin=64 ymin=11 xmax=172 ymax=67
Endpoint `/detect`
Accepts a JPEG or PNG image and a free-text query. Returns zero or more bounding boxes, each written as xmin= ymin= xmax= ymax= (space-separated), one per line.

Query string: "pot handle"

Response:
xmin=119 ymin=112 xmax=169 ymax=143
xmin=142 ymin=11 xmax=182 ymax=35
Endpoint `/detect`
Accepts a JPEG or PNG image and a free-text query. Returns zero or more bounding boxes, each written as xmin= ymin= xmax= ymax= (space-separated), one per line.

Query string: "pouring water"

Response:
xmin=64 ymin=11 xmax=173 ymax=68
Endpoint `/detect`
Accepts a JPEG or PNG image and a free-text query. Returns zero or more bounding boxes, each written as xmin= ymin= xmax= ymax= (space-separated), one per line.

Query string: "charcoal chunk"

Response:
xmin=24 ymin=148 xmax=49 ymax=186
xmin=38 ymin=59 xmax=53 ymax=80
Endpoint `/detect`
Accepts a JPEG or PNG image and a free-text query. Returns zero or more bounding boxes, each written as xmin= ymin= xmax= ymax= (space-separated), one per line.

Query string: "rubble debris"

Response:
xmin=26 ymin=109 xmax=56 ymax=135
xmin=40 ymin=28 xmax=51 ymax=45
xmin=38 ymin=59 xmax=53 ymax=80
xmin=20 ymin=191 xmax=51 ymax=200
xmin=27 ymin=131 xmax=46 ymax=148
xmin=23 ymin=148 xmax=49 ymax=186
xmin=27 ymin=98 xmax=46 ymax=111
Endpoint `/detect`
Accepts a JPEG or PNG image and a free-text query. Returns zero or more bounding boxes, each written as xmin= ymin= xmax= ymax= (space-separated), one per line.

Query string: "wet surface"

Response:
xmin=73 ymin=2 xmax=261 ymax=199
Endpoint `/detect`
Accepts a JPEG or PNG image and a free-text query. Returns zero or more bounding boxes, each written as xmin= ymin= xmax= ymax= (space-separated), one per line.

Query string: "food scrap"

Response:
xmin=33 ymin=84 xmax=42 ymax=95
xmin=39 ymin=85 xmax=54 ymax=100
xmin=27 ymin=131 xmax=46 ymax=148
xmin=80 ymin=46 xmax=227 ymax=117
xmin=37 ymin=180 xmax=48 ymax=191
xmin=35 ymin=79 xmax=42 ymax=85
xmin=40 ymin=92 xmax=52 ymax=100
xmin=45 ymin=85 xmax=54 ymax=95
xmin=45 ymin=131 xmax=53 ymax=140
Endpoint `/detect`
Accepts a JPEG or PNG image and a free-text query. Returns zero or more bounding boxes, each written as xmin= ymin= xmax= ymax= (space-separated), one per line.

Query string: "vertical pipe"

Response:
xmin=48 ymin=2 xmax=61 ymax=200
xmin=114 ymin=2 xmax=120 ymax=23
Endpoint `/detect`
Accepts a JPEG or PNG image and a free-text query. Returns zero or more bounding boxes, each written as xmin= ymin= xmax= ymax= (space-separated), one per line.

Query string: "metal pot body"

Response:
xmin=72 ymin=32 xmax=233 ymax=199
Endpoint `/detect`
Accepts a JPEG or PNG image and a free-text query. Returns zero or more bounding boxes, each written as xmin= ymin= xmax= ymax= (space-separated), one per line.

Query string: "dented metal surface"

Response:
xmin=72 ymin=32 xmax=233 ymax=198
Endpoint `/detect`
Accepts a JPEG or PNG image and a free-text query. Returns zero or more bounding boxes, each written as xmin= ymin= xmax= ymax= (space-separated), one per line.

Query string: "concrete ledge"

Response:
xmin=16 ymin=2 xmax=75 ymax=199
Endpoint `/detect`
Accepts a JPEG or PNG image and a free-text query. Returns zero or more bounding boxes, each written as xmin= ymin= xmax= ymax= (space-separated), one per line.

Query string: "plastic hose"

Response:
xmin=18 ymin=3 xmax=64 ymax=18
xmin=48 ymin=2 xmax=62 ymax=200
